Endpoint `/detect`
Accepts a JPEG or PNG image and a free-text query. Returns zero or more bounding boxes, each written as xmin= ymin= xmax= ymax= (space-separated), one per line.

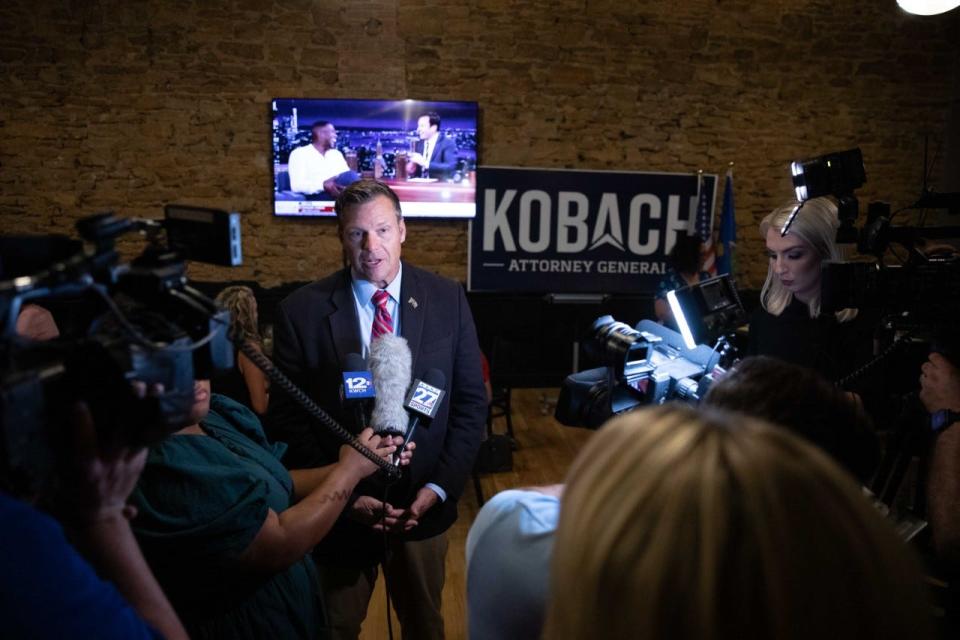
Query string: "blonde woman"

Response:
xmin=747 ymin=197 xmax=870 ymax=380
xmin=214 ymin=285 xmax=270 ymax=415
xmin=543 ymin=404 xmax=932 ymax=640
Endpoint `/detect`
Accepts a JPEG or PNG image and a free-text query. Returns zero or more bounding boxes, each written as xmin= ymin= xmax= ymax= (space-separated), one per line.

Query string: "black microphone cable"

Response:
xmin=244 ymin=334 xmax=403 ymax=636
xmin=381 ymin=480 xmax=397 ymax=640
xmin=235 ymin=336 xmax=400 ymax=479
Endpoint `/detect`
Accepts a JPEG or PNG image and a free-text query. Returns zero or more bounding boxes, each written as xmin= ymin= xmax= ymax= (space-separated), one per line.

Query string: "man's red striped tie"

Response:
xmin=371 ymin=289 xmax=393 ymax=341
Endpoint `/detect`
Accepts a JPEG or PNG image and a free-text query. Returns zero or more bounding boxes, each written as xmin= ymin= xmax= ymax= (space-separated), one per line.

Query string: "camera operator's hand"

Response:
xmin=61 ymin=396 xmax=188 ymax=639
xmin=15 ymin=303 xmax=60 ymax=341
xmin=65 ymin=402 xmax=148 ymax=524
xmin=920 ymin=353 xmax=960 ymax=414
xmin=64 ymin=378 xmax=162 ymax=522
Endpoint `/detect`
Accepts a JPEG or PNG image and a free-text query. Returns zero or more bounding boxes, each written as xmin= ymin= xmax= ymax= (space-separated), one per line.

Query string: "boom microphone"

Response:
xmin=397 ymin=368 xmax=447 ymax=465
xmin=368 ymin=334 xmax=412 ymax=436
xmin=341 ymin=352 xmax=374 ymax=434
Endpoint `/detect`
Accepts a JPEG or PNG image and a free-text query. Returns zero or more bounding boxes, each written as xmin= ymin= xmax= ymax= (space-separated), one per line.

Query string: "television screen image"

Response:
xmin=272 ymin=98 xmax=479 ymax=218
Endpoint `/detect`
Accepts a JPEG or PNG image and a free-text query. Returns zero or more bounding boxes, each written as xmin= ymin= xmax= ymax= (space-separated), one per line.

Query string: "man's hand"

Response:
xmin=347 ymin=495 xmax=405 ymax=532
xmin=397 ymin=486 xmax=440 ymax=532
xmin=407 ymin=152 xmax=426 ymax=166
xmin=920 ymin=353 xmax=960 ymax=414
xmin=323 ymin=177 xmax=343 ymax=197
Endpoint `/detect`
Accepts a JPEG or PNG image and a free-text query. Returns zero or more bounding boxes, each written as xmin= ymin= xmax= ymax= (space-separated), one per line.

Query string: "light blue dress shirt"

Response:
xmin=350 ymin=264 xmax=403 ymax=359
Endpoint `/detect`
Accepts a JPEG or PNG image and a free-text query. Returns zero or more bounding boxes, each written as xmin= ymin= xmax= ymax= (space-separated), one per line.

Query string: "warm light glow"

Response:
xmin=896 ymin=0 xmax=960 ymax=15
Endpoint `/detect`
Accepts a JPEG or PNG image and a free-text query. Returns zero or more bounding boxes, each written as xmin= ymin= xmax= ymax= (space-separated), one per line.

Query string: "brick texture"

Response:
xmin=1 ymin=0 xmax=957 ymax=289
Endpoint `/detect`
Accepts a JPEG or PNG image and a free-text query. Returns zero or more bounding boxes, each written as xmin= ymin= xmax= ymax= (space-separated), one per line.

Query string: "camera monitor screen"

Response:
xmin=272 ymin=98 xmax=479 ymax=218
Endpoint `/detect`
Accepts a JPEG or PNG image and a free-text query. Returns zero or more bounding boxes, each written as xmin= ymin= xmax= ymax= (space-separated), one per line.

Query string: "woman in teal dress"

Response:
xmin=130 ymin=380 xmax=410 ymax=639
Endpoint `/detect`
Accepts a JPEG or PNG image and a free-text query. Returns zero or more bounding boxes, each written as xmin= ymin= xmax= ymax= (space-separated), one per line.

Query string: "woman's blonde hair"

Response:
xmin=543 ymin=404 xmax=931 ymax=640
xmin=759 ymin=197 xmax=852 ymax=320
xmin=214 ymin=285 xmax=261 ymax=345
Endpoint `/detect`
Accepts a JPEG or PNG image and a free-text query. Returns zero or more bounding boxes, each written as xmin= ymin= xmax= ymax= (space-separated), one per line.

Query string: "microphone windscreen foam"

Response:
xmin=369 ymin=334 xmax=412 ymax=435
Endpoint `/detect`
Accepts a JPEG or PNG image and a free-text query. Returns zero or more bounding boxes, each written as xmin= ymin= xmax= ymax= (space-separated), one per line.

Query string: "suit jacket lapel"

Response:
xmin=328 ymin=269 xmax=362 ymax=368
xmin=400 ymin=263 xmax=425 ymax=375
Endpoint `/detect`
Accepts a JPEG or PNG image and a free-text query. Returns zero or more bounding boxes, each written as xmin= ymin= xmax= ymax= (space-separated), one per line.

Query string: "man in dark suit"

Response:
xmin=267 ymin=180 xmax=487 ymax=640
xmin=406 ymin=112 xmax=458 ymax=181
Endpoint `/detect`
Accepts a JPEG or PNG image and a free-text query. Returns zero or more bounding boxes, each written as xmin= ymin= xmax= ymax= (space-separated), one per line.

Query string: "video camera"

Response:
xmin=789 ymin=147 xmax=866 ymax=244
xmin=556 ymin=274 xmax=745 ymax=429
xmin=0 ymin=205 xmax=242 ymax=495
xmin=785 ymin=148 xmax=960 ymax=384
xmin=823 ymin=201 xmax=960 ymax=331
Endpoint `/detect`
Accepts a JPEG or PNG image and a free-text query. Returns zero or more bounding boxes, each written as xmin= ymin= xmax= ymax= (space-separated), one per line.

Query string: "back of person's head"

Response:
xmin=543 ymin=404 xmax=931 ymax=640
xmin=701 ymin=356 xmax=879 ymax=482
xmin=759 ymin=196 xmax=841 ymax=318
xmin=215 ymin=285 xmax=260 ymax=344
xmin=667 ymin=233 xmax=703 ymax=276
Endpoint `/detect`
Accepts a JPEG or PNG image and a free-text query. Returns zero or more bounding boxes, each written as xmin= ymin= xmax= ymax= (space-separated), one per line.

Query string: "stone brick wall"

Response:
xmin=1 ymin=0 xmax=957 ymax=289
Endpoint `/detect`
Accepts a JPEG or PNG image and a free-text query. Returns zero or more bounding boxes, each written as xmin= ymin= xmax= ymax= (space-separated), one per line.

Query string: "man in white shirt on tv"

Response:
xmin=287 ymin=121 xmax=360 ymax=198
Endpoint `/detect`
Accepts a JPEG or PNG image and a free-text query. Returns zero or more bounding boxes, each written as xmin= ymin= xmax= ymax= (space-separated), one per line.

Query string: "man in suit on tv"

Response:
xmin=267 ymin=180 xmax=487 ymax=640
xmin=405 ymin=112 xmax=459 ymax=181
xmin=287 ymin=121 xmax=360 ymax=199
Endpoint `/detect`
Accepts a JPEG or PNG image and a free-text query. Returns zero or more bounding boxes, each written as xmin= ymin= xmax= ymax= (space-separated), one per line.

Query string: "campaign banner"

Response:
xmin=467 ymin=167 xmax=717 ymax=294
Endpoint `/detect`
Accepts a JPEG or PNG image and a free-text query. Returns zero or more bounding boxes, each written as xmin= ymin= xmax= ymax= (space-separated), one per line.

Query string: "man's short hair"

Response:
xmin=334 ymin=179 xmax=403 ymax=224
xmin=310 ymin=121 xmax=330 ymax=140
xmin=421 ymin=112 xmax=441 ymax=130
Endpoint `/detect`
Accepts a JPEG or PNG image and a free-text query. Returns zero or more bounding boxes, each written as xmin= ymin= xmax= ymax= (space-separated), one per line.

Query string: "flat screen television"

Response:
xmin=272 ymin=98 xmax=479 ymax=218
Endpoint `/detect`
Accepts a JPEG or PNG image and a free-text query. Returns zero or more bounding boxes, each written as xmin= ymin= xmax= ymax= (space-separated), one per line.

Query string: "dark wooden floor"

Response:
xmin=359 ymin=388 xmax=593 ymax=639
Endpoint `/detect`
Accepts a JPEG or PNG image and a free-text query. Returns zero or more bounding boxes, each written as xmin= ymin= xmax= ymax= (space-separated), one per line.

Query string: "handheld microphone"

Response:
xmin=340 ymin=352 xmax=374 ymax=434
xmin=368 ymin=334 xmax=412 ymax=437
xmin=397 ymin=368 xmax=446 ymax=465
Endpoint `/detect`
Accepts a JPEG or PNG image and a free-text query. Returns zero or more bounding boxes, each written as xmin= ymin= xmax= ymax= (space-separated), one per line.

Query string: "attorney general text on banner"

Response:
xmin=467 ymin=167 xmax=718 ymax=294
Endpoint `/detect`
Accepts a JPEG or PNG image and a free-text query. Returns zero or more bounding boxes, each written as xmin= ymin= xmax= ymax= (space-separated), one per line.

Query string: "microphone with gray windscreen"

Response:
xmin=368 ymin=334 xmax=412 ymax=436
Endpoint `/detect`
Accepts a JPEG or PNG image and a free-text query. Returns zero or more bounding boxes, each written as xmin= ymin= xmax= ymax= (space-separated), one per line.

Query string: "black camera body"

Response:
xmin=556 ymin=275 xmax=746 ymax=430
xmin=0 ymin=207 xmax=239 ymax=495
xmin=556 ymin=318 xmax=730 ymax=429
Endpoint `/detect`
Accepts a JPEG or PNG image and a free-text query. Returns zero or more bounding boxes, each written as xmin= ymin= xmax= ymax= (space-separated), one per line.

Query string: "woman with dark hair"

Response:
xmin=131 ymin=379 xmax=413 ymax=639
xmin=654 ymin=233 xmax=711 ymax=327
xmin=702 ymin=355 xmax=879 ymax=483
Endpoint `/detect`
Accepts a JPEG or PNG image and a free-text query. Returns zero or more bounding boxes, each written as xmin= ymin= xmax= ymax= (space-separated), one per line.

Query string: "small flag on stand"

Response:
xmin=715 ymin=164 xmax=736 ymax=276
xmin=693 ymin=170 xmax=717 ymax=277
